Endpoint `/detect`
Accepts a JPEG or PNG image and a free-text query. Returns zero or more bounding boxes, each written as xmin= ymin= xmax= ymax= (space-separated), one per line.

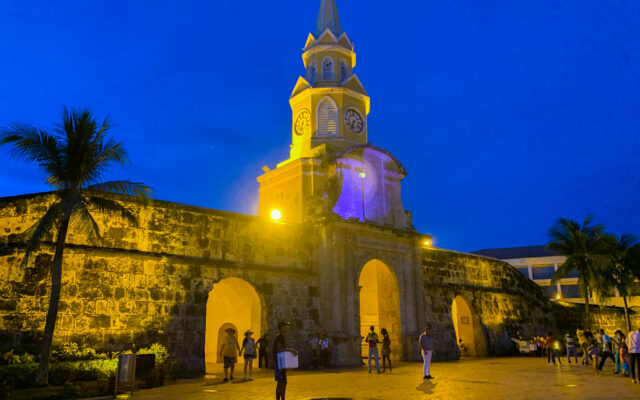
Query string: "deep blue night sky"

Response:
xmin=1 ymin=1 xmax=639 ymax=252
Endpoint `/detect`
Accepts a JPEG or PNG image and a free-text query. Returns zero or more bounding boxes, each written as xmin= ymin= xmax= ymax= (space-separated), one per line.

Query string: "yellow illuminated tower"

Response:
xmin=258 ymin=0 xmax=410 ymax=229
xmin=289 ymin=0 xmax=370 ymax=160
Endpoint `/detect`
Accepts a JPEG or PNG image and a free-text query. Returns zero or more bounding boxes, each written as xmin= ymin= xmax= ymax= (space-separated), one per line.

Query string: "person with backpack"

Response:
xmin=364 ymin=326 xmax=381 ymax=374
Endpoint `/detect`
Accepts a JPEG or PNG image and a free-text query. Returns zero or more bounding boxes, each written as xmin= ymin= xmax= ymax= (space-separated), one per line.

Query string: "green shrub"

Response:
xmin=0 ymin=350 xmax=35 ymax=365
xmin=0 ymin=363 xmax=37 ymax=390
xmin=137 ymin=343 xmax=169 ymax=366
xmin=50 ymin=343 xmax=107 ymax=362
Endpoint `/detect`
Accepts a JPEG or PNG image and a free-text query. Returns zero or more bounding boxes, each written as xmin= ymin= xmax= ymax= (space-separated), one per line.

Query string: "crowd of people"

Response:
xmin=217 ymin=323 xmax=436 ymax=399
xmin=539 ymin=327 xmax=640 ymax=382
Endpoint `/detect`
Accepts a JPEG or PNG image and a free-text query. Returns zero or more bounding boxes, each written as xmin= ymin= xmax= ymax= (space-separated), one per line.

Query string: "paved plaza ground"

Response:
xmin=122 ymin=357 xmax=640 ymax=400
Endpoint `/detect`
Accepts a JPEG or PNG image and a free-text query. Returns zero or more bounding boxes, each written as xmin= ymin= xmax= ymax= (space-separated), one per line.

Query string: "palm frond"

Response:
xmin=85 ymin=180 xmax=151 ymax=198
xmin=68 ymin=199 xmax=102 ymax=244
xmin=20 ymin=201 xmax=63 ymax=266
xmin=87 ymin=196 xmax=138 ymax=226
xmin=0 ymin=123 xmax=67 ymax=188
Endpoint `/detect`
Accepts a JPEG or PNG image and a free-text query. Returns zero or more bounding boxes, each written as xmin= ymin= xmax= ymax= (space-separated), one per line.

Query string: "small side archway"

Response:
xmin=205 ymin=277 xmax=262 ymax=372
xmin=451 ymin=295 xmax=486 ymax=357
xmin=358 ymin=259 xmax=402 ymax=360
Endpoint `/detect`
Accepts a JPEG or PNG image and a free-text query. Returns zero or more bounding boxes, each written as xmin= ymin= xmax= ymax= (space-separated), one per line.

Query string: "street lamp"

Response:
xmin=270 ymin=209 xmax=282 ymax=222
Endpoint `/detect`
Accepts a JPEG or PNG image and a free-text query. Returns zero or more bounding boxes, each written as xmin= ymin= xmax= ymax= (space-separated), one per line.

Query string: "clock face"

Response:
xmin=294 ymin=110 xmax=311 ymax=136
xmin=344 ymin=108 xmax=364 ymax=134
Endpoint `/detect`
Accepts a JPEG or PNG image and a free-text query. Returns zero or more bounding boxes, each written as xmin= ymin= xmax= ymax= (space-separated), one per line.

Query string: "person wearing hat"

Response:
xmin=240 ymin=329 xmax=257 ymax=380
xmin=273 ymin=321 xmax=297 ymax=400
xmin=219 ymin=327 xmax=241 ymax=382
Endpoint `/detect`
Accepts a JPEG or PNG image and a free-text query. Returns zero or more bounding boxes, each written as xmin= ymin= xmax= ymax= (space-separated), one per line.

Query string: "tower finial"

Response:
xmin=315 ymin=0 xmax=342 ymax=37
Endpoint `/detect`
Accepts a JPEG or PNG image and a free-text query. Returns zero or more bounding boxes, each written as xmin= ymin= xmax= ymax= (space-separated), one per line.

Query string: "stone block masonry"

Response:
xmin=0 ymin=192 xmax=632 ymax=372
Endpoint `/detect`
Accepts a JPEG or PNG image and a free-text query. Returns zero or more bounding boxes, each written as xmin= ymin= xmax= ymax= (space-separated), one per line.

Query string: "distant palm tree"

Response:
xmin=0 ymin=108 xmax=150 ymax=385
xmin=547 ymin=216 xmax=614 ymax=327
xmin=601 ymin=234 xmax=640 ymax=331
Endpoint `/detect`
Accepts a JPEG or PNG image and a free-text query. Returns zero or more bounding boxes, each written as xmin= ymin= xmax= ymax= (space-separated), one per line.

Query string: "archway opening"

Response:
xmin=205 ymin=277 xmax=261 ymax=373
xmin=358 ymin=259 xmax=402 ymax=360
xmin=451 ymin=296 xmax=477 ymax=356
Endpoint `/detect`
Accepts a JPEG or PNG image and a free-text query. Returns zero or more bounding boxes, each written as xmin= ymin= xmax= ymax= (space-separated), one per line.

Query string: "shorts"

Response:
xmin=275 ymin=367 xmax=287 ymax=383
xmin=223 ymin=357 xmax=236 ymax=368
xmin=244 ymin=353 xmax=256 ymax=360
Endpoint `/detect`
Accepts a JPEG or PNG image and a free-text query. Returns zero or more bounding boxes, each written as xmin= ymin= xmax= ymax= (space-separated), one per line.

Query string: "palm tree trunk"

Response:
xmin=584 ymin=290 xmax=591 ymax=330
xmin=35 ymin=214 xmax=71 ymax=385
xmin=623 ymin=296 xmax=631 ymax=332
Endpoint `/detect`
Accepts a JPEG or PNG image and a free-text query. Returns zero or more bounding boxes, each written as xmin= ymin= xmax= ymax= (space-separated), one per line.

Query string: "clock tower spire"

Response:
xmin=288 ymin=0 xmax=370 ymax=161
xmin=316 ymin=0 xmax=342 ymax=37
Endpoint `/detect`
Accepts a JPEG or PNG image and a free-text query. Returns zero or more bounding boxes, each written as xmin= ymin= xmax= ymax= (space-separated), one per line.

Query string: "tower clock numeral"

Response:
xmin=294 ymin=110 xmax=311 ymax=136
xmin=345 ymin=109 xmax=364 ymax=134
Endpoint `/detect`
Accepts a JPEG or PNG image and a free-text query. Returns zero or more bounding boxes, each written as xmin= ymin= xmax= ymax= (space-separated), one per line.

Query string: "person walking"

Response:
xmin=381 ymin=328 xmax=392 ymax=372
xmin=596 ymin=329 xmax=614 ymax=374
xmin=576 ymin=327 xmax=589 ymax=366
xmin=219 ymin=327 xmax=241 ymax=382
xmin=419 ymin=325 xmax=434 ymax=379
xmin=613 ymin=330 xmax=624 ymax=375
xmin=364 ymin=326 xmax=381 ymax=374
xmin=318 ymin=333 xmax=330 ymax=371
xmin=273 ymin=321 xmax=297 ymax=400
xmin=625 ymin=327 xmax=640 ymax=383
xmin=621 ymin=343 xmax=631 ymax=377
xmin=240 ymin=329 xmax=257 ymax=380
xmin=257 ymin=334 xmax=270 ymax=369
xmin=545 ymin=332 xmax=561 ymax=366
xmin=564 ymin=332 xmax=578 ymax=364
xmin=587 ymin=333 xmax=599 ymax=371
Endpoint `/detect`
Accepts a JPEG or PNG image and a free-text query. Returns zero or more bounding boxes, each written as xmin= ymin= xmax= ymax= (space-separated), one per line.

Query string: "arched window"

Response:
xmin=317 ymin=96 xmax=338 ymax=136
xmin=308 ymin=60 xmax=317 ymax=82
xmin=322 ymin=56 xmax=334 ymax=80
xmin=340 ymin=59 xmax=348 ymax=81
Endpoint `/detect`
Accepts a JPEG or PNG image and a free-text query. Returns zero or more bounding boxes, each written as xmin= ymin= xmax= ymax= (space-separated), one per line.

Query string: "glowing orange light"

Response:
xmin=270 ymin=209 xmax=282 ymax=221
xmin=359 ymin=172 xmax=365 ymax=178
xmin=423 ymin=240 xmax=430 ymax=246
xmin=556 ymin=293 xmax=561 ymax=300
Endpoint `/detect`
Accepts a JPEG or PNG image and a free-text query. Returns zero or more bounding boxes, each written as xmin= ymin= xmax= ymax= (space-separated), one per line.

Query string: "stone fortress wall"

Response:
xmin=0 ymin=192 xmax=633 ymax=371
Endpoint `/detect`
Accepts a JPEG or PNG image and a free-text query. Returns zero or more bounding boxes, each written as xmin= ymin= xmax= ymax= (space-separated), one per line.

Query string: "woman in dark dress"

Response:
xmin=381 ymin=328 xmax=392 ymax=372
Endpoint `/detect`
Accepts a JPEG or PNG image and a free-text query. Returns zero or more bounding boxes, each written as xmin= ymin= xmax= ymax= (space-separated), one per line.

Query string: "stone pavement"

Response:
xmin=123 ymin=357 xmax=640 ymax=400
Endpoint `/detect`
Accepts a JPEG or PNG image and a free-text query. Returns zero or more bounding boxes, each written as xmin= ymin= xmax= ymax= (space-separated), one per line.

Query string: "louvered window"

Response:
xmin=317 ymin=97 xmax=338 ymax=136
xmin=340 ymin=60 xmax=348 ymax=81
xmin=308 ymin=60 xmax=317 ymax=82
xmin=322 ymin=56 xmax=334 ymax=80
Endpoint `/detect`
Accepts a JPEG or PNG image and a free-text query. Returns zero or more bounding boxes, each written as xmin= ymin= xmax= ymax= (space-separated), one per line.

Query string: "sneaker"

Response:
xmin=249 ymin=377 xmax=253 ymax=381
xmin=424 ymin=375 xmax=428 ymax=380
xmin=426 ymin=375 xmax=433 ymax=379
xmin=243 ymin=375 xmax=247 ymax=380
xmin=230 ymin=376 xmax=234 ymax=381
xmin=222 ymin=378 xmax=228 ymax=382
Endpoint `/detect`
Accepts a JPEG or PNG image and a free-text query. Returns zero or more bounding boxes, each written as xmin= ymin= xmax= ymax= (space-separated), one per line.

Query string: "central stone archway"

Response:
xmin=205 ymin=277 xmax=262 ymax=373
xmin=358 ymin=259 xmax=402 ymax=360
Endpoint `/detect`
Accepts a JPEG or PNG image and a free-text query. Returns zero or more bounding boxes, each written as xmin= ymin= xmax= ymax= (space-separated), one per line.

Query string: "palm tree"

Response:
xmin=601 ymin=235 xmax=640 ymax=331
xmin=547 ymin=216 xmax=614 ymax=327
xmin=0 ymin=108 xmax=150 ymax=385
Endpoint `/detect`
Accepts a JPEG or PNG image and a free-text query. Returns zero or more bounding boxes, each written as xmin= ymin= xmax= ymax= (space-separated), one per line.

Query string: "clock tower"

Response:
xmin=257 ymin=0 xmax=411 ymax=229
xmin=288 ymin=0 xmax=370 ymax=161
